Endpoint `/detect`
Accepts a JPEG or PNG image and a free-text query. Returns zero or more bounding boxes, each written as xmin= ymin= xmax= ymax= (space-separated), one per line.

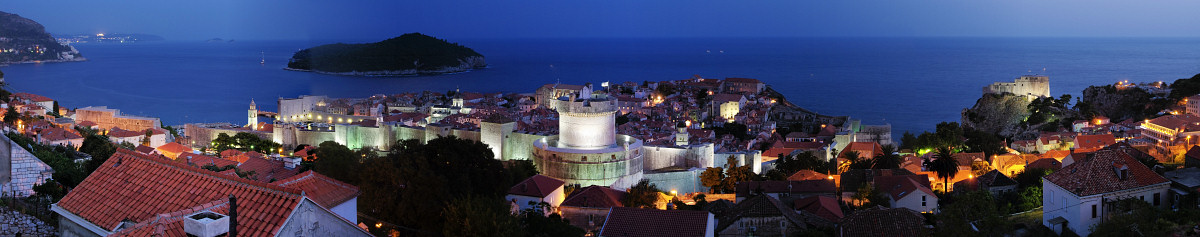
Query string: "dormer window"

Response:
xmin=1115 ymin=165 xmax=1130 ymax=180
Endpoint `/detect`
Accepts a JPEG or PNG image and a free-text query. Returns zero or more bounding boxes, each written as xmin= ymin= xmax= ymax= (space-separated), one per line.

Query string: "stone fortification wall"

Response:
xmin=713 ymin=151 xmax=763 ymax=174
xmin=393 ymin=125 xmax=427 ymax=143
xmin=334 ymin=125 xmax=394 ymax=150
xmin=503 ymin=132 xmax=546 ymax=161
xmin=643 ymin=169 xmax=708 ymax=194
xmin=643 ymin=144 xmax=715 ymax=171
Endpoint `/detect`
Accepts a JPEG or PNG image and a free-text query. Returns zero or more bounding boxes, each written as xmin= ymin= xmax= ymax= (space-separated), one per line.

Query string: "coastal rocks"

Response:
xmin=1080 ymin=85 xmax=1158 ymax=121
xmin=960 ymin=93 xmax=1033 ymax=138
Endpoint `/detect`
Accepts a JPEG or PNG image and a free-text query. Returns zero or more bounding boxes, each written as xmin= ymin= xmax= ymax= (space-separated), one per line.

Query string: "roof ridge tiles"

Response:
xmin=118 ymin=149 xmax=304 ymax=196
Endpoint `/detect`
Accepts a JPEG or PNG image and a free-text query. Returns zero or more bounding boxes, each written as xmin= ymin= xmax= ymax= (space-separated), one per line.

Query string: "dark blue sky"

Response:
xmin=6 ymin=0 xmax=1200 ymax=41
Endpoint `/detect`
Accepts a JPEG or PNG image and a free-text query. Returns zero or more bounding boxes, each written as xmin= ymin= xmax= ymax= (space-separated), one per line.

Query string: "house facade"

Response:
xmin=1042 ymin=150 xmax=1171 ymax=236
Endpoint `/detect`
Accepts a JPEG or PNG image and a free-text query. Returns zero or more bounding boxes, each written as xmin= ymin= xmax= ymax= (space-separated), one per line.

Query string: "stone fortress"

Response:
xmin=533 ymin=84 xmax=645 ymax=189
xmin=983 ymin=75 xmax=1050 ymax=98
xmin=257 ymin=82 xmax=758 ymax=192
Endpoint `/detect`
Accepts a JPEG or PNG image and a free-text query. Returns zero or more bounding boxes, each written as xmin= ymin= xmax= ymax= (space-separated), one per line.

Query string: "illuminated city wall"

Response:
xmin=643 ymin=169 xmax=708 ymax=194
xmin=554 ymin=99 xmax=617 ymax=149
xmin=533 ymin=135 xmax=644 ymax=189
xmin=643 ymin=144 xmax=715 ymax=171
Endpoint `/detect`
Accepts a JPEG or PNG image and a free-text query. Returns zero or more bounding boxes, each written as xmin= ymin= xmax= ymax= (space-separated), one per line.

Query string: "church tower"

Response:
xmin=248 ymin=99 xmax=258 ymax=127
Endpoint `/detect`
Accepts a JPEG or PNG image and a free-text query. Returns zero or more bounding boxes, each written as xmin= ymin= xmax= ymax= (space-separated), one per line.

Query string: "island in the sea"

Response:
xmin=285 ymin=33 xmax=486 ymax=76
xmin=55 ymin=33 xmax=165 ymax=44
xmin=0 ymin=11 xmax=85 ymax=65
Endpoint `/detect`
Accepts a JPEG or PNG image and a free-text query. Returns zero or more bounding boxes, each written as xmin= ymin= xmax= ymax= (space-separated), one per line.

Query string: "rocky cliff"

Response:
xmin=961 ymin=93 xmax=1034 ymax=139
xmin=0 ymin=11 xmax=84 ymax=64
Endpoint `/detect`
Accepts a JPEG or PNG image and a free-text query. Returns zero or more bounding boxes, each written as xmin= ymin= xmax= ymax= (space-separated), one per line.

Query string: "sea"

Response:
xmin=3 ymin=37 xmax=1200 ymax=139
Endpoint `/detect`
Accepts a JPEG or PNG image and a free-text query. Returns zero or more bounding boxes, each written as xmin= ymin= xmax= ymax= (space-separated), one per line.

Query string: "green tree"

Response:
xmin=935 ymin=190 xmax=1010 ymax=237
xmin=1016 ymin=186 xmax=1042 ymax=211
xmin=699 ymin=167 xmax=726 ymax=193
xmin=519 ymin=204 xmax=585 ymax=237
xmin=932 ymin=147 xmax=960 ymax=193
xmin=871 ymin=145 xmax=902 ymax=169
xmin=442 ymin=195 xmax=523 ymax=237
xmin=1013 ymin=168 xmax=1051 ymax=189
xmin=622 ymin=179 xmax=662 ymax=209
xmin=900 ymin=131 xmax=918 ymax=150
xmin=313 ymin=141 xmax=361 ymax=184
xmin=81 ymin=134 xmax=117 ymax=174
xmin=1089 ymin=199 xmax=1178 ymax=237
xmin=851 ymin=185 xmax=885 ymax=209
xmin=3 ymin=106 xmax=17 ymax=124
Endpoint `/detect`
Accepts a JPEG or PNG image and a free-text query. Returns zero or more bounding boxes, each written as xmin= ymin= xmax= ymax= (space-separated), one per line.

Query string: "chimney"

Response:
xmin=284 ymin=157 xmax=301 ymax=169
xmin=230 ymin=194 xmax=238 ymax=237
xmin=183 ymin=211 xmax=229 ymax=237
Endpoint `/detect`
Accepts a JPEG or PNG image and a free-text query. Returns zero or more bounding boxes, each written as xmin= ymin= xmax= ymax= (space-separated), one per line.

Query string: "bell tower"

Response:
xmin=248 ymin=99 xmax=258 ymax=128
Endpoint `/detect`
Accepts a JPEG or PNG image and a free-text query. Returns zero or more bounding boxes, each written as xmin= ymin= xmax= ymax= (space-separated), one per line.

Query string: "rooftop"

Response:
xmin=599 ymin=207 xmax=711 ymax=237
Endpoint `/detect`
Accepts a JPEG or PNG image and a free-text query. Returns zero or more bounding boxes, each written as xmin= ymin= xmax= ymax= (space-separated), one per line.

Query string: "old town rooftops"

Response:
xmin=54 ymin=149 xmax=304 ymax=236
xmin=1044 ymin=149 xmax=1169 ymax=197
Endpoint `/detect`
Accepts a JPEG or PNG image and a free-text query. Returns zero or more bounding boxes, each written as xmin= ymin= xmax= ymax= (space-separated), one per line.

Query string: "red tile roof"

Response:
xmin=11 ymin=92 xmax=53 ymax=102
xmin=794 ymin=195 xmax=844 ymax=223
xmin=220 ymin=149 xmax=244 ymax=158
xmin=599 ymin=207 xmax=712 ymax=237
xmin=873 ymin=175 xmax=935 ymax=200
xmin=839 ymin=206 xmax=925 ymax=237
xmin=155 ymin=142 xmax=191 ymax=159
xmin=109 ymin=199 xmax=229 ymax=237
xmin=182 ymin=153 xmax=239 ymax=168
xmin=724 ymin=77 xmax=762 ymax=84
xmin=1027 ymin=158 xmax=1063 ymax=171
xmin=508 ymin=175 xmax=566 ymax=198
xmin=1044 ymin=149 xmax=1170 ymax=197
xmin=107 ymin=127 xmax=144 ymax=138
xmin=1074 ymin=134 xmax=1117 ymax=150
xmin=787 ymin=170 xmax=830 ymax=181
xmin=37 ymin=127 xmax=82 ymax=141
xmin=839 ymin=142 xmax=884 ymax=159
xmin=735 ymin=180 xmax=835 ymax=197
xmin=561 ymin=185 xmax=626 ymax=208
xmin=55 ymin=149 xmax=304 ymax=236
xmin=1145 ymin=114 xmax=1200 ymax=132
xmin=134 ymin=145 xmax=157 ymax=155
xmin=272 ymin=170 xmax=360 ymax=208
xmin=238 ymin=157 xmax=301 ymax=183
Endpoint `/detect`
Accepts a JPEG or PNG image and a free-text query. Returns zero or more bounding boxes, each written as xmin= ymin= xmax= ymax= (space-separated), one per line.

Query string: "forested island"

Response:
xmin=0 ymin=11 xmax=85 ymax=64
xmin=286 ymin=33 xmax=486 ymax=76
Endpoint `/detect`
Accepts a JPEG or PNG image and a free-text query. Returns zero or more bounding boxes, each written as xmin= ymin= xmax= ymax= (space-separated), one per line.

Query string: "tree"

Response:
xmin=1089 ymin=199 xmax=1178 ymax=237
xmin=932 ymin=147 xmax=960 ymax=193
xmin=358 ymin=136 xmax=520 ymax=234
xmin=81 ymin=134 xmax=117 ymax=174
xmin=935 ymin=190 xmax=1010 ymax=237
xmin=900 ymin=131 xmax=918 ymax=150
xmin=3 ymin=106 xmax=17 ymax=124
xmin=871 ymin=145 xmax=902 ymax=169
xmin=442 ymin=195 xmax=523 ymax=237
xmin=850 ymin=185 xmax=886 ymax=209
xmin=140 ymin=129 xmax=153 ymax=146
xmin=700 ymin=167 xmax=726 ymax=193
xmin=1016 ymin=186 xmax=1042 ymax=211
xmin=1013 ymin=168 xmax=1051 ymax=189
xmin=519 ymin=204 xmax=585 ymax=237
xmin=313 ymin=141 xmax=361 ymax=184
xmin=622 ymin=179 xmax=662 ymax=209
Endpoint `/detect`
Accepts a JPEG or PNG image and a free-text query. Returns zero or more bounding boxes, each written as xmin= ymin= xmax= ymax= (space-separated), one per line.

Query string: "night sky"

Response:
xmin=4 ymin=0 xmax=1200 ymax=41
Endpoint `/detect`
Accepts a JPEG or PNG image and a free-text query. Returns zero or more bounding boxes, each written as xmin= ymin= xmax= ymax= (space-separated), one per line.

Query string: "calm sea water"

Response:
xmin=2 ymin=38 xmax=1200 ymax=138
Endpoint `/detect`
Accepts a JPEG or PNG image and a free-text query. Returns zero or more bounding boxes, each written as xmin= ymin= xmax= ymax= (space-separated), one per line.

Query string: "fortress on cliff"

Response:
xmin=983 ymin=75 xmax=1050 ymax=98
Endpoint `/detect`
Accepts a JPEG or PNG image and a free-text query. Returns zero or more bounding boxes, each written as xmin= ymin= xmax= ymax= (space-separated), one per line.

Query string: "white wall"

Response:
xmin=892 ymin=192 xmax=936 ymax=213
xmin=330 ymin=197 xmax=357 ymax=224
xmin=1042 ymin=179 xmax=1170 ymax=236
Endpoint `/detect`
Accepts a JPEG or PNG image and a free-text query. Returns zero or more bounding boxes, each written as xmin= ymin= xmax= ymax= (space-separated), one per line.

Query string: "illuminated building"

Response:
xmin=982 ymin=75 xmax=1050 ymax=98
xmin=533 ymin=84 xmax=645 ymax=189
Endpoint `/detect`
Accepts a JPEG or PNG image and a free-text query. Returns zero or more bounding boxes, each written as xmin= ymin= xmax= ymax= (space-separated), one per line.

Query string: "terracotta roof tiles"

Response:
xmin=1044 ymin=149 xmax=1170 ymax=197
xmin=839 ymin=206 xmax=926 ymax=236
xmin=272 ymin=170 xmax=360 ymax=208
xmin=508 ymin=175 xmax=565 ymax=198
xmin=55 ymin=149 xmax=303 ymax=236
xmin=561 ymin=185 xmax=625 ymax=208
xmin=599 ymin=207 xmax=712 ymax=237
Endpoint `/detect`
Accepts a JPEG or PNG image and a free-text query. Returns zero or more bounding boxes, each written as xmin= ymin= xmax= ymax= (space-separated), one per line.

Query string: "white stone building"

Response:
xmin=1042 ymin=149 xmax=1170 ymax=236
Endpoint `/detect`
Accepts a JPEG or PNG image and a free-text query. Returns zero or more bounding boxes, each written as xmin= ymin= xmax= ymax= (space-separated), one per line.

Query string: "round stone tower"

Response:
xmin=533 ymin=84 xmax=643 ymax=189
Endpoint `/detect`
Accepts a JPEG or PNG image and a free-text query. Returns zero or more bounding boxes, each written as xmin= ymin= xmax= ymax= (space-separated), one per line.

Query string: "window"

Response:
xmin=1091 ymin=205 xmax=1097 ymax=218
xmin=922 ymin=196 xmax=927 ymax=207
xmin=1154 ymin=193 xmax=1160 ymax=206
xmin=581 ymin=156 xmax=587 ymax=162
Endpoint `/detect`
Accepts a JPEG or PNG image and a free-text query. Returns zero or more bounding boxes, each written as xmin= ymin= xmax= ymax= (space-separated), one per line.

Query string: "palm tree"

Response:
xmin=933 ymin=147 xmax=960 ymax=193
xmin=872 ymin=144 xmax=902 ymax=169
